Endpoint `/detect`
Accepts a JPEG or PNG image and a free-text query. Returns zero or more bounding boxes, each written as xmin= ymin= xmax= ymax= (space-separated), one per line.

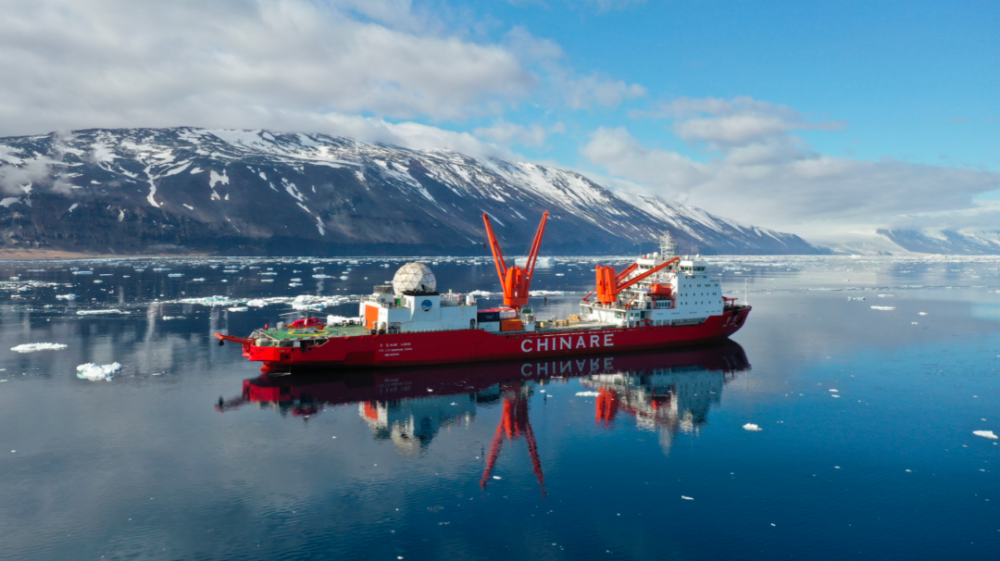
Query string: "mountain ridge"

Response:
xmin=0 ymin=127 xmax=827 ymax=256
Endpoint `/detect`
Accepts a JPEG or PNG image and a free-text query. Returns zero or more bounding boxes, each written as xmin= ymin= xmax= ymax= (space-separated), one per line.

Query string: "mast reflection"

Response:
xmin=218 ymin=341 xmax=750 ymax=475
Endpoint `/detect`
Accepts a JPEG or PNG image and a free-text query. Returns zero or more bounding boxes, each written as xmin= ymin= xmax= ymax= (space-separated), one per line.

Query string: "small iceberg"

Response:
xmin=227 ymin=307 xmax=249 ymax=312
xmin=973 ymin=430 xmax=998 ymax=440
xmin=246 ymin=299 xmax=268 ymax=308
xmin=11 ymin=343 xmax=68 ymax=353
xmin=55 ymin=294 xmax=76 ymax=300
xmin=76 ymin=362 xmax=121 ymax=382
xmin=743 ymin=423 xmax=762 ymax=431
xmin=575 ymin=391 xmax=601 ymax=397
xmin=77 ymin=309 xmax=128 ymax=315
xmin=177 ymin=296 xmax=239 ymax=306
xmin=870 ymin=306 xmax=895 ymax=311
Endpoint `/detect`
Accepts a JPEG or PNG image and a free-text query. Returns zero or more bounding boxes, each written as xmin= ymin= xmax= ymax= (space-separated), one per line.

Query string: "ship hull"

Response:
xmin=237 ymin=307 xmax=751 ymax=371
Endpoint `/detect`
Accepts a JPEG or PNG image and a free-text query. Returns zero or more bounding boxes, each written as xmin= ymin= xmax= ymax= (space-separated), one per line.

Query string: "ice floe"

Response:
xmin=870 ymin=306 xmax=895 ymax=311
xmin=11 ymin=343 xmax=68 ymax=353
xmin=77 ymin=309 xmax=128 ymax=315
xmin=575 ymin=391 xmax=601 ymax=397
xmin=76 ymin=362 xmax=121 ymax=381
xmin=177 ymin=295 xmax=240 ymax=306
xmin=743 ymin=423 xmax=762 ymax=431
xmin=973 ymin=430 xmax=998 ymax=440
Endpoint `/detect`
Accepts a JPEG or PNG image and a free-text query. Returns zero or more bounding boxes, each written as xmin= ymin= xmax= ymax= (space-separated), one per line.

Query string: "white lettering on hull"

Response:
xmin=520 ymin=332 xmax=615 ymax=353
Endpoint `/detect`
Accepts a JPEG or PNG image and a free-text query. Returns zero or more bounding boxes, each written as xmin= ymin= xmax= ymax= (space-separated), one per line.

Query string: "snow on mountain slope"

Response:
xmin=0 ymin=128 xmax=826 ymax=256
xmin=875 ymin=229 xmax=1000 ymax=255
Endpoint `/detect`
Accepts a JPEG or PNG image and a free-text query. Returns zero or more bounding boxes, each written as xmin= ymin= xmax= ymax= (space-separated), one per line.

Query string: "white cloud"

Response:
xmin=559 ymin=73 xmax=647 ymax=110
xmin=0 ymin=0 xmax=536 ymax=136
xmin=591 ymin=96 xmax=999 ymax=239
xmin=473 ymin=121 xmax=547 ymax=147
xmin=582 ymin=123 xmax=1000 ymax=240
xmin=505 ymin=0 xmax=646 ymax=11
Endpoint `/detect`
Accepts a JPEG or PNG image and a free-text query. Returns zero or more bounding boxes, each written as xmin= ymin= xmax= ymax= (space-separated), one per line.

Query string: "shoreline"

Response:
xmin=0 ymin=249 xmax=210 ymax=262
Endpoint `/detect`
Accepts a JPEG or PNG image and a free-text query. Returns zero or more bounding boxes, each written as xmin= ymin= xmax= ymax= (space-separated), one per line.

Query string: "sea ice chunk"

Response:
xmin=575 ymin=391 xmax=601 ymax=397
xmin=76 ymin=362 xmax=121 ymax=381
xmin=973 ymin=430 xmax=998 ymax=440
xmin=11 ymin=343 xmax=68 ymax=353
xmin=743 ymin=423 xmax=762 ymax=431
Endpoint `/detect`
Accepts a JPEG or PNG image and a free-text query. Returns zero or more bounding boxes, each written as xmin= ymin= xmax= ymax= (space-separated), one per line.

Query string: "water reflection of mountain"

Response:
xmin=219 ymin=342 xmax=749 ymax=456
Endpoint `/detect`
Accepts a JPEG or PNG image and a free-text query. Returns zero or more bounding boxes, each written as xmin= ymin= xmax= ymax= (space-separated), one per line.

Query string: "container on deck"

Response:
xmin=500 ymin=319 xmax=523 ymax=332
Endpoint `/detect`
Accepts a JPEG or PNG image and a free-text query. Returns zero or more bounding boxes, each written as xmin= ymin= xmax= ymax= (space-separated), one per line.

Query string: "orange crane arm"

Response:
xmin=482 ymin=213 xmax=508 ymax=292
xmin=614 ymin=262 xmax=638 ymax=283
xmin=612 ymin=257 xmax=680 ymax=296
xmin=520 ymin=211 xmax=549 ymax=294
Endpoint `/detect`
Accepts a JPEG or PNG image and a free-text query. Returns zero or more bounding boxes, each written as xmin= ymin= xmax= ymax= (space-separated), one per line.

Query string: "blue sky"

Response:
xmin=0 ymin=0 xmax=997 ymax=241
xmin=443 ymin=0 xmax=998 ymax=169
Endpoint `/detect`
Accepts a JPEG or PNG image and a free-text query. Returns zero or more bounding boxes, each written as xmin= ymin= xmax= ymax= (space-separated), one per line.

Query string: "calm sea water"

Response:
xmin=1 ymin=255 xmax=998 ymax=560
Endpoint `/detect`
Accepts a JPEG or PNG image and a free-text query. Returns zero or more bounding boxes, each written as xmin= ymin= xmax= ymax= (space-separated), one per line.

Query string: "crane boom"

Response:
xmin=482 ymin=211 xmax=549 ymax=310
xmin=595 ymin=257 xmax=680 ymax=304
xmin=482 ymin=213 xmax=507 ymax=288
xmin=615 ymin=257 xmax=680 ymax=294
xmin=522 ymin=211 xmax=549 ymax=292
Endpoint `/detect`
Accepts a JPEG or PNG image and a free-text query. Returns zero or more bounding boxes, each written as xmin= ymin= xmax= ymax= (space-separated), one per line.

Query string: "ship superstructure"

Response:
xmin=579 ymin=232 xmax=733 ymax=329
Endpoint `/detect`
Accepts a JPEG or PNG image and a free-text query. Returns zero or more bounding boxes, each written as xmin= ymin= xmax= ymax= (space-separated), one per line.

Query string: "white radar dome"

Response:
xmin=392 ymin=262 xmax=436 ymax=296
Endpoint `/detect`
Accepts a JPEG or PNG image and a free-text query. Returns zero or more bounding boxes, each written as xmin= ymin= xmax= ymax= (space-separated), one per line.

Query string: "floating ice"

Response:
xmin=167 ymin=273 xmax=184 ymax=278
xmin=177 ymin=296 xmax=239 ymax=306
xmin=72 ymin=270 xmax=93 ymax=275
xmin=743 ymin=423 xmax=762 ymax=431
xmin=829 ymin=389 xmax=838 ymax=392
xmin=55 ymin=294 xmax=76 ymax=300
xmin=246 ymin=299 xmax=268 ymax=307
xmin=870 ymin=306 xmax=895 ymax=311
xmin=76 ymin=362 xmax=121 ymax=382
xmin=575 ymin=391 xmax=600 ymax=397
xmin=681 ymin=496 xmax=694 ymax=500
xmin=918 ymin=312 xmax=928 ymax=316
xmin=973 ymin=430 xmax=998 ymax=440
xmin=77 ymin=309 xmax=127 ymax=315
xmin=847 ymin=297 xmax=865 ymax=301
xmin=227 ymin=307 xmax=249 ymax=312
xmin=11 ymin=343 xmax=68 ymax=353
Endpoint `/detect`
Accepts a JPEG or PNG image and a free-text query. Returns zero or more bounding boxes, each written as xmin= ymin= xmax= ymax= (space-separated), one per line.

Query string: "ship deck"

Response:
xmin=260 ymin=319 xmax=621 ymax=341
xmin=262 ymin=325 xmax=370 ymax=340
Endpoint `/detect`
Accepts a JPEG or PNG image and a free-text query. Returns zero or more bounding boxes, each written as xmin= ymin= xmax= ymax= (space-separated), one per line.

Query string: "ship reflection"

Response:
xmin=218 ymin=341 xmax=749 ymax=481
xmin=586 ymin=355 xmax=740 ymax=454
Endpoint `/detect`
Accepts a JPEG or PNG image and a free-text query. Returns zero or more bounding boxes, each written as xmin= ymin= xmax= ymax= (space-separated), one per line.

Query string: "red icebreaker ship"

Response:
xmin=216 ymin=212 xmax=751 ymax=370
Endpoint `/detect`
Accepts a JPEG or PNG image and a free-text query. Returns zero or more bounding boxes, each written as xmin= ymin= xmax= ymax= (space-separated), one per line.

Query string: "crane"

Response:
xmin=482 ymin=211 xmax=549 ymax=310
xmin=584 ymin=257 xmax=680 ymax=305
xmin=480 ymin=382 xmax=545 ymax=497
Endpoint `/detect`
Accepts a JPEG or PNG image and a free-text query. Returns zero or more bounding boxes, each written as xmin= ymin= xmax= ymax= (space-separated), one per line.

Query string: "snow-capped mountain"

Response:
xmin=874 ymin=229 xmax=1000 ymax=255
xmin=0 ymin=128 xmax=825 ymax=256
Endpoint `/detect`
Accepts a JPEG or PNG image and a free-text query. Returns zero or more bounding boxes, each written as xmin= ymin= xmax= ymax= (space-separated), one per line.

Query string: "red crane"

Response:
xmin=583 ymin=257 xmax=681 ymax=304
xmin=482 ymin=211 xmax=549 ymax=310
xmin=480 ymin=383 xmax=545 ymax=497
